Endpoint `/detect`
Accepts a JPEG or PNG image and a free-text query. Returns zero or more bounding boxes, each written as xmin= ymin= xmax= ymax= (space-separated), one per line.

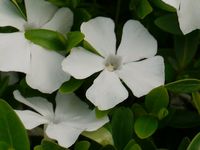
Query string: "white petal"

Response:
xmin=117 ymin=56 xmax=165 ymax=98
xmin=13 ymin=90 xmax=54 ymax=117
xmin=55 ymin=92 xmax=90 ymax=121
xmin=0 ymin=72 xmax=18 ymax=85
xmin=81 ymin=17 xmax=116 ymax=57
xmin=86 ymin=70 xmax=128 ymax=110
xmin=62 ymin=47 xmax=104 ymax=79
xmin=42 ymin=8 xmax=73 ymax=34
xmin=25 ymin=0 xmax=57 ymax=27
xmin=26 ymin=44 xmax=70 ymax=93
xmin=46 ymin=123 xmax=83 ymax=148
xmin=0 ymin=32 xmax=30 ymax=73
xmin=117 ymin=20 xmax=157 ymax=63
xmin=161 ymin=0 xmax=181 ymax=9
xmin=0 ymin=0 xmax=25 ymax=30
xmin=55 ymin=92 xmax=109 ymax=128
xmin=15 ymin=110 xmax=49 ymax=130
xmin=177 ymin=0 xmax=200 ymax=34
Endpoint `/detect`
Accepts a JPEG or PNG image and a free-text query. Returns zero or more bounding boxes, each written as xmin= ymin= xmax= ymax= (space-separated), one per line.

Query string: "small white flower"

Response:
xmin=62 ymin=17 xmax=165 ymax=110
xmin=161 ymin=0 xmax=200 ymax=34
xmin=13 ymin=90 xmax=109 ymax=148
xmin=0 ymin=0 xmax=73 ymax=93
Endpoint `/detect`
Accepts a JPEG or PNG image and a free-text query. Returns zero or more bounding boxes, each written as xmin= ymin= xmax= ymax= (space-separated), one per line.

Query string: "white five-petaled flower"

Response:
xmin=14 ymin=90 xmax=109 ymax=148
xmin=161 ymin=0 xmax=200 ymax=34
xmin=0 ymin=0 xmax=73 ymax=93
xmin=62 ymin=17 xmax=165 ymax=110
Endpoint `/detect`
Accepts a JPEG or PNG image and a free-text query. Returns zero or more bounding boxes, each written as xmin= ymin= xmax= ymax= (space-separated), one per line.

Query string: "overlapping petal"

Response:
xmin=42 ymin=8 xmax=73 ymax=34
xmin=13 ymin=90 xmax=54 ymax=117
xmin=117 ymin=20 xmax=157 ymax=63
xmin=62 ymin=47 xmax=105 ymax=79
xmin=117 ymin=56 xmax=165 ymax=97
xmin=81 ymin=17 xmax=116 ymax=57
xmin=0 ymin=0 xmax=25 ymax=30
xmin=26 ymin=44 xmax=70 ymax=93
xmin=86 ymin=70 xmax=128 ymax=110
xmin=55 ymin=92 xmax=90 ymax=121
xmin=0 ymin=32 xmax=30 ymax=73
xmin=15 ymin=110 xmax=49 ymax=129
xmin=25 ymin=0 xmax=57 ymax=28
xmin=177 ymin=0 xmax=200 ymax=34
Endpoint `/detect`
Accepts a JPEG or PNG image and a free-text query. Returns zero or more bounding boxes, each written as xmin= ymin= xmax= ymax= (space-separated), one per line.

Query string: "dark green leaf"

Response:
xmin=178 ymin=137 xmax=190 ymax=150
xmin=59 ymin=77 xmax=84 ymax=94
xmin=131 ymin=103 xmax=147 ymax=118
xmin=112 ymin=107 xmax=134 ymax=150
xmin=187 ymin=132 xmax=200 ymax=150
xmin=136 ymin=0 xmax=153 ymax=19
xmin=165 ymin=79 xmax=200 ymax=93
xmin=145 ymin=86 xmax=169 ymax=115
xmin=130 ymin=0 xmax=153 ymax=19
xmin=0 ymin=100 xmax=30 ymax=150
xmin=100 ymin=145 xmax=116 ymax=150
xmin=74 ymin=141 xmax=90 ymax=150
xmin=154 ymin=14 xmax=182 ymax=35
xmin=73 ymin=8 xmax=91 ymax=30
xmin=123 ymin=140 xmax=142 ymax=150
xmin=11 ymin=0 xmax=26 ymax=20
xmin=47 ymin=0 xmax=80 ymax=8
xmin=34 ymin=140 xmax=68 ymax=150
xmin=134 ymin=115 xmax=158 ymax=139
xmin=174 ymin=31 xmax=199 ymax=69
xmin=66 ymin=31 xmax=84 ymax=52
xmin=192 ymin=92 xmax=200 ymax=114
xmin=25 ymin=29 xmax=67 ymax=51
xmin=151 ymin=0 xmax=176 ymax=12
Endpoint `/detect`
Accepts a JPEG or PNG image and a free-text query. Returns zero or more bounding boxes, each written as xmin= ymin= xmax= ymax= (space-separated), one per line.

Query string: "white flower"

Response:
xmin=62 ymin=17 xmax=165 ymax=110
xmin=161 ymin=0 xmax=200 ymax=34
xmin=0 ymin=0 xmax=73 ymax=93
xmin=13 ymin=90 xmax=109 ymax=148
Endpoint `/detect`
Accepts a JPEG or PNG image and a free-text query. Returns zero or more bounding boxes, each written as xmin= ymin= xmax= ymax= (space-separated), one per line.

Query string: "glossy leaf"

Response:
xmin=82 ymin=127 xmax=114 ymax=146
xmin=34 ymin=140 xmax=67 ymax=150
xmin=100 ymin=145 xmax=116 ymax=150
xmin=178 ymin=137 xmax=190 ymax=150
xmin=145 ymin=86 xmax=169 ymax=115
xmin=112 ymin=107 xmax=134 ymax=150
xmin=192 ymin=92 xmax=200 ymax=114
xmin=151 ymin=0 xmax=175 ymax=12
xmin=187 ymin=132 xmax=200 ymax=150
xmin=0 ymin=100 xmax=30 ymax=150
xmin=130 ymin=0 xmax=153 ymax=19
xmin=123 ymin=140 xmax=142 ymax=150
xmin=165 ymin=79 xmax=200 ymax=93
xmin=134 ymin=115 xmax=158 ymax=139
xmin=25 ymin=29 xmax=67 ymax=51
xmin=66 ymin=31 xmax=84 ymax=52
xmin=74 ymin=141 xmax=90 ymax=150
xmin=155 ymin=14 xmax=182 ymax=35
xmin=59 ymin=77 xmax=84 ymax=94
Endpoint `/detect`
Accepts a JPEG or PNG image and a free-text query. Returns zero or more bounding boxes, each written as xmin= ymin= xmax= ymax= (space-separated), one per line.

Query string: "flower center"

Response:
xmin=23 ymin=22 xmax=37 ymax=31
xmin=104 ymin=54 xmax=122 ymax=72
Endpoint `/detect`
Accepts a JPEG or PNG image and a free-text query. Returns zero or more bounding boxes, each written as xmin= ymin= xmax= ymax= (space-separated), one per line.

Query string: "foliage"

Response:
xmin=0 ymin=0 xmax=200 ymax=150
